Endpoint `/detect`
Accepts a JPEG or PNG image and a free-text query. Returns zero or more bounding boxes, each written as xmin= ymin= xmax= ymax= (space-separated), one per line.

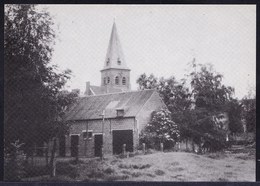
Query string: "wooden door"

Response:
xmin=94 ymin=134 xmax=103 ymax=157
xmin=112 ymin=130 xmax=133 ymax=154
xmin=71 ymin=135 xmax=79 ymax=157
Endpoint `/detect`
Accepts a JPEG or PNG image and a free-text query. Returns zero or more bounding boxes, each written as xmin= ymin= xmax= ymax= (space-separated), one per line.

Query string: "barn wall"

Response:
xmin=65 ymin=117 xmax=136 ymax=157
xmin=136 ymin=91 xmax=167 ymax=135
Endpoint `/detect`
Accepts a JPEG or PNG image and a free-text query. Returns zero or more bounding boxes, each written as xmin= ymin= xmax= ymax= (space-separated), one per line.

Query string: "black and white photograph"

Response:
xmin=4 ymin=4 xmax=256 ymax=182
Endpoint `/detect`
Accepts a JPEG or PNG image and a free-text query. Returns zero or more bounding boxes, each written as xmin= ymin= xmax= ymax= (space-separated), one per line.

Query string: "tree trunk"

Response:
xmin=50 ymin=138 xmax=57 ymax=177
xmin=191 ymin=139 xmax=195 ymax=152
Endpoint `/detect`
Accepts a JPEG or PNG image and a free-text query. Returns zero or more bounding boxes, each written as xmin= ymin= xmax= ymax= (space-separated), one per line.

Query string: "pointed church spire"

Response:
xmin=102 ymin=22 xmax=129 ymax=70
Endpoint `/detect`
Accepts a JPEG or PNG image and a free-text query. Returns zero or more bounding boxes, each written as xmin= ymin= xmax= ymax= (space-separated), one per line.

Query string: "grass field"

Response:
xmin=24 ymin=145 xmax=255 ymax=182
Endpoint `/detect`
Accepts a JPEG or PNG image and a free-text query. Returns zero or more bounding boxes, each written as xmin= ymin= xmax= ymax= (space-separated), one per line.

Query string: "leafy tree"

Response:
xmin=136 ymin=73 xmax=158 ymax=90
xmin=241 ymin=98 xmax=256 ymax=133
xmin=137 ymin=61 xmax=236 ymax=152
xmin=188 ymin=62 xmax=234 ymax=112
xmin=137 ymin=74 xmax=192 ymax=113
xmin=226 ymin=99 xmax=243 ymax=134
xmin=137 ymin=74 xmax=192 ymax=144
xmin=4 ymin=4 xmax=75 ymax=154
xmin=140 ymin=109 xmax=179 ymax=150
xmin=186 ymin=62 xmax=235 ymax=150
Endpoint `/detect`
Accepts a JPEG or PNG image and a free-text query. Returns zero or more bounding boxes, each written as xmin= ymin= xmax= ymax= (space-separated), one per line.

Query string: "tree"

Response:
xmin=136 ymin=73 xmax=158 ymax=90
xmin=4 ymin=4 xmax=75 ymax=154
xmin=140 ymin=109 xmax=179 ymax=150
xmin=137 ymin=74 xmax=192 ymax=145
xmin=137 ymin=61 xmax=236 ymax=152
xmin=186 ymin=62 xmax=236 ymax=150
xmin=241 ymin=98 xmax=256 ymax=133
xmin=226 ymin=99 xmax=243 ymax=134
xmin=188 ymin=62 xmax=234 ymax=112
xmin=137 ymin=74 xmax=192 ymax=113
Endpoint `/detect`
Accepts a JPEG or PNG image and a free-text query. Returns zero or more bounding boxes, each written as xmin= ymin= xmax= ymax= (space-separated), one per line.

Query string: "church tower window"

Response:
xmin=122 ymin=77 xmax=126 ymax=85
xmin=107 ymin=77 xmax=110 ymax=84
xmin=106 ymin=58 xmax=110 ymax=66
xmin=103 ymin=77 xmax=106 ymax=85
xmin=115 ymin=76 xmax=119 ymax=85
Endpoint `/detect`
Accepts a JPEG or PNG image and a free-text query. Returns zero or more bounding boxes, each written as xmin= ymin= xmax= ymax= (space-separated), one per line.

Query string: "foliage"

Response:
xmin=136 ymin=73 xmax=158 ymax=90
xmin=188 ymin=62 xmax=234 ymax=111
xmin=226 ymin=99 xmax=243 ymax=134
xmin=185 ymin=62 xmax=234 ymax=149
xmin=140 ymin=109 xmax=179 ymax=150
xmin=4 ymin=4 xmax=76 ymax=153
xmin=4 ymin=140 xmax=26 ymax=181
xmin=137 ymin=73 xmax=192 ymax=113
xmin=241 ymin=98 xmax=256 ymax=133
xmin=137 ymin=61 xmax=235 ymax=152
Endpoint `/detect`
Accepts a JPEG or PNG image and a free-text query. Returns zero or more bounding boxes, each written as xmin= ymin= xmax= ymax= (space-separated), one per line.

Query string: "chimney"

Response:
xmin=85 ymin=81 xmax=90 ymax=95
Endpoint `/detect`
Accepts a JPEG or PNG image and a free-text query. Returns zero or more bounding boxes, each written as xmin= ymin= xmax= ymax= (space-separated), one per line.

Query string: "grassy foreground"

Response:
xmin=24 ymin=145 xmax=255 ymax=182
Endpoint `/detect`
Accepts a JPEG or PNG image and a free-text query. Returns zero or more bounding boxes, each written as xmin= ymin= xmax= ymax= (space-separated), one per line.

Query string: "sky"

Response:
xmin=41 ymin=5 xmax=256 ymax=99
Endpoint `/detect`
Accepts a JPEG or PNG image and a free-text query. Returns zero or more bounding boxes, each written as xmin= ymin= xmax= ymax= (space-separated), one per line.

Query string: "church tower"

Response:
xmin=100 ymin=22 xmax=131 ymax=92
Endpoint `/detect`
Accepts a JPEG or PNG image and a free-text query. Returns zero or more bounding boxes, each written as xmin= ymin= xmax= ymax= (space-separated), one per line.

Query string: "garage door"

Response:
xmin=112 ymin=130 xmax=133 ymax=154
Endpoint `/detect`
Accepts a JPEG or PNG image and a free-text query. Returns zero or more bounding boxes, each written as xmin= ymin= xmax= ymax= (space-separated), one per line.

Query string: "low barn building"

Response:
xmin=61 ymin=89 xmax=166 ymax=157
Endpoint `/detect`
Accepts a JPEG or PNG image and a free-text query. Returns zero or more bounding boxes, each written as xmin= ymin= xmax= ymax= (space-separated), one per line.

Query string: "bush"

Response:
xmin=4 ymin=140 xmax=26 ymax=181
xmin=139 ymin=109 xmax=179 ymax=150
xmin=56 ymin=161 xmax=79 ymax=178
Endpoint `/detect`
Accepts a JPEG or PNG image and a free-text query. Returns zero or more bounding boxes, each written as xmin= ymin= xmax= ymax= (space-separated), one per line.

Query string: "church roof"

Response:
xmin=64 ymin=89 xmax=157 ymax=120
xmin=102 ymin=22 xmax=129 ymax=71
xmin=89 ymin=85 xmax=122 ymax=95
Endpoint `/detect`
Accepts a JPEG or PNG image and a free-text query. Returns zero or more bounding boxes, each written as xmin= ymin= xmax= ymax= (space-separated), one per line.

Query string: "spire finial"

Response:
xmin=113 ymin=17 xmax=116 ymax=23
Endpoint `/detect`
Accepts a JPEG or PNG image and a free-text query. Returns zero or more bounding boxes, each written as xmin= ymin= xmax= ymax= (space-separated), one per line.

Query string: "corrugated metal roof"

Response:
xmin=64 ymin=89 xmax=156 ymax=121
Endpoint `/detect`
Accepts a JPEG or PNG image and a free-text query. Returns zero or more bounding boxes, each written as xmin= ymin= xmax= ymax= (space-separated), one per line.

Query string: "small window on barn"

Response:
xmin=116 ymin=109 xmax=124 ymax=117
xmin=115 ymin=76 xmax=119 ymax=85
xmin=83 ymin=130 xmax=93 ymax=140
xmin=122 ymin=77 xmax=126 ymax=85
xmin=117 ymin=58 xmax=121 ymax=65
xmin=107 ymin=77 xmax=110 ymax=84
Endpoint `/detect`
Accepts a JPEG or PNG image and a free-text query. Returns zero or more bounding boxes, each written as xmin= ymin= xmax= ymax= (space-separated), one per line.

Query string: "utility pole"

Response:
xmin=100 ymin=110 xmax=105 ymax=160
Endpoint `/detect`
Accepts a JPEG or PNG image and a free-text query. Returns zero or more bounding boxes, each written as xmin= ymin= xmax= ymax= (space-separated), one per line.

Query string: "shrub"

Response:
xmin=104 ymin=167 xmax=115 ymax=174
xmin=154 ymin=169 xmax=165 ymax=176
xmin=139 ymin=109 xmax=179 ymax=150
xmin=56 ymin=161 xmax=79 ymax=178
xmin=4 ymin=140 xmax=26 ymax=181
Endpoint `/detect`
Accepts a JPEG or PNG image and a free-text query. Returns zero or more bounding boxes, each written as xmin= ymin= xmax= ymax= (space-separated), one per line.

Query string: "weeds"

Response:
xmin=104 ymin=167 xmax=115 ymax=174
xmin=56 ymin=161 xmax=79 ymax=179
xmin=118 ymin=163 xmax=151 ymax=169
xmin=154 ymin=169 xmax=165 ymax=176
xmin=106 ymin=174 xmax=129 ymax=181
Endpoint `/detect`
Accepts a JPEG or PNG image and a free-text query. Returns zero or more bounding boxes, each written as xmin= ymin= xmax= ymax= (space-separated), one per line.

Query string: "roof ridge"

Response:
xmin=81 ymin=89 xmax=156 ymax=98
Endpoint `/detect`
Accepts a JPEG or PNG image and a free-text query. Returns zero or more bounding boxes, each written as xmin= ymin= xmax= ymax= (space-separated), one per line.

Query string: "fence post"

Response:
xmin=100 ymin=146 xmax=104 ymax=161
xmin=142 ymin=143 xmax=146 ymax=154
xmin=50 ymin=138 xmax=57 ymax=177
xmin=75 ymin=145 xmax=79 ymax=163
xmin=51 ymin=153 xmax=57 ymax=177
xmin=160 ymin=143 xmax=164 ymax=152
xmin=45 ymin=147 xmax=48 ymax=167
xmin=122 ymin=144 xmax=126 ymax=156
